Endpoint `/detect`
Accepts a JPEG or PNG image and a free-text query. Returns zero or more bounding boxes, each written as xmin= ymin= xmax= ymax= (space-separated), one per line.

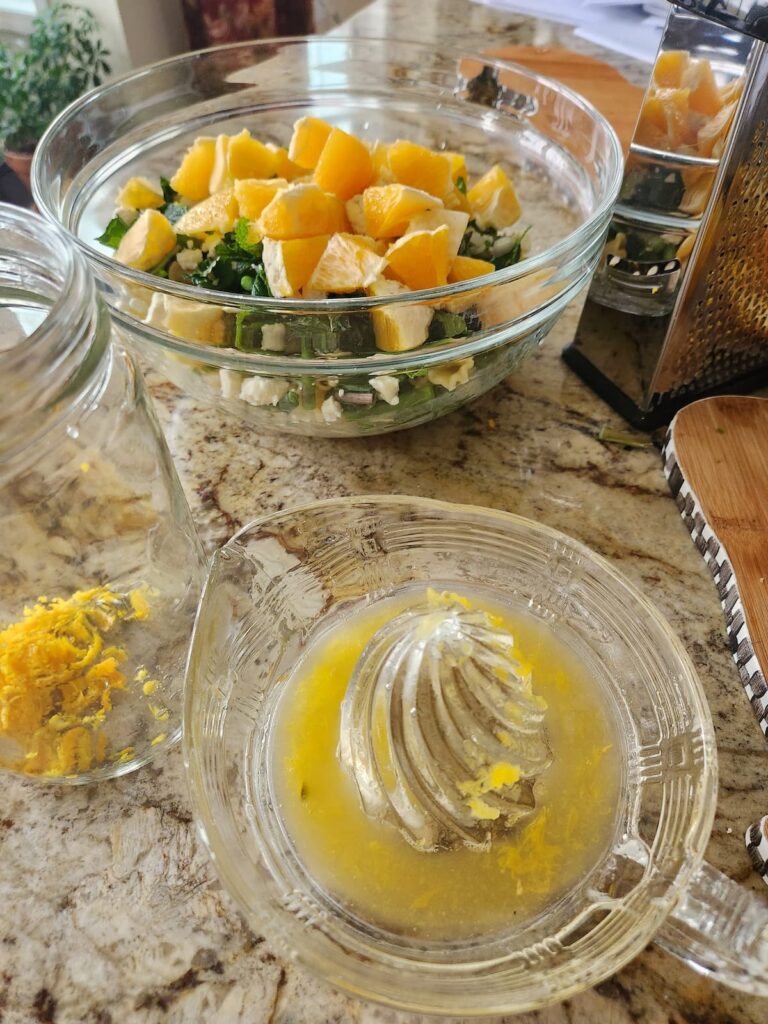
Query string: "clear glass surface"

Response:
xmin=32 ymin=37 xmax=622 ymax=436
xmin=184 ymin=496 xmax=768 ymax=1014
xmin=0 ymin=204 xmax=205 ymax=783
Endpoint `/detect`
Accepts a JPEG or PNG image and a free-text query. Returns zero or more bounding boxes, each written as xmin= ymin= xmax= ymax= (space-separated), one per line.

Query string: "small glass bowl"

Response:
xmin=184 ymin=496 xmax=768 ymax=1015
xmin=33 ymin=37 xmax=622 ymax=436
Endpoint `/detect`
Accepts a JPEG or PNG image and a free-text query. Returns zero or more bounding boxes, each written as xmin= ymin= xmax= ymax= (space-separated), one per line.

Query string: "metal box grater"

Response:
xmin=564 ymin=1 xmax=768 ymax=429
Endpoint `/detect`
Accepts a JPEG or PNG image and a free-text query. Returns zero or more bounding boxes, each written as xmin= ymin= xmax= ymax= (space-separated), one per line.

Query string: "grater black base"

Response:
xmin=561 ymin=343 xmax=768 ymax=431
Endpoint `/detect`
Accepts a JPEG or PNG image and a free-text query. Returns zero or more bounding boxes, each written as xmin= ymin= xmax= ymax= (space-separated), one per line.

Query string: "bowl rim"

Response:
xmin=32 ymin=34 xmax=623 ymax=314
xmin=183 ymin=493 xmax=718 ymax=1015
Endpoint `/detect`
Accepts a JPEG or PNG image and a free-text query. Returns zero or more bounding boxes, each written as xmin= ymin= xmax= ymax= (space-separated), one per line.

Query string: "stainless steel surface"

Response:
xmin=566 ymin=4 xmax=768 ymax=427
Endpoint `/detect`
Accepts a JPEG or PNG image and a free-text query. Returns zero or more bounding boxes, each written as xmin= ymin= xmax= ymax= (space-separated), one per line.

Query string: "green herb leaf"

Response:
xmin=96 ymin=215 xmax=129 ymax=249
xmin=160 ymin=176 xmax=175 ymax=204
xmin=234 ymin=216 xmax=262 ymax=255
xmin=428 ymin=309 xmax=470 ymax=342
xmin=456 ymin=175 xmax=467 ymax=194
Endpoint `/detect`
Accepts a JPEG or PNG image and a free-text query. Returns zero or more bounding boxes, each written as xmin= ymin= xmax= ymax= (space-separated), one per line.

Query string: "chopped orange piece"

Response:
xmin=698 ymin=99 xmax=738 ymax=157
xmin=386 ymin=225 xmax=451 ymax=290
xmin=655 ymin=88 xmax=697 ymax=149
xmin=448 ymin=255 xmax=495 ymax=282
xmin=467 ymin=165 xmax=521 ymax=230
xmin=654 ymin=50 xmax=690 ymax=89
xmin=370 ymin=141 xmax=392 ymax=182
xmin=115 ymin=209 xmax=176 ymax=271
xmin=267 ymin=144 xmax=305 ymax=181
xmin=408 ymin=208 xmax=469 ymax=257
xmin=116 ymin=177 xmax=165 ymax=211
xmin=387 ymin=139 xmax=453 ymax=199
xmin=683 ymin=59 xmax=723 ymax=118
xmin=234 ymin=178 xmax=288 ymax=220
xmin=444 ymin=151 xmax=468 ymax=185
xmin=288 ymin=116 xmax=333 ymax=169
xmin=314 ymin=127 xmax=375 ymax=200
xmin=227 ymin=129 xmax=279 ymax=180
xmin=174 ymin=188 xmax=239 ymax=236
xmin=635 ymin=95 xmax=668 ymax=147
xmin=209 ymin=134 xmax=233 ymax=194
xmin=354 ymin=184 xmax=443 ymax=238
xmin=170 ymin=137 xmax=216 ymax=203
xmin=306 ymin=233 xmax=386 ymax=293
xmin=263 ymin=235 xmax=330 ymax=297
xmin=258 ymin=184 xmax=349 ymax=240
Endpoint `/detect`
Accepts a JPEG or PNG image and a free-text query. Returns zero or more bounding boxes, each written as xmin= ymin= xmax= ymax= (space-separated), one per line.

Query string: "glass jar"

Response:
xmin=0 ymin=202 xmax=205 ymax=783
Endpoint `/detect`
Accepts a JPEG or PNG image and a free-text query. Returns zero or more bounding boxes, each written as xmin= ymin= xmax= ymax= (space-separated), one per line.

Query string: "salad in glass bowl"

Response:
xmin=33 ymin=37 xmax=622 ymax=436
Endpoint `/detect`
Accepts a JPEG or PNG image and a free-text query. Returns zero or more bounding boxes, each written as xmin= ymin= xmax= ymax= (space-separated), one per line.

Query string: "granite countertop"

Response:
xmin=2 ymin=2 xmax=768 ymax=1022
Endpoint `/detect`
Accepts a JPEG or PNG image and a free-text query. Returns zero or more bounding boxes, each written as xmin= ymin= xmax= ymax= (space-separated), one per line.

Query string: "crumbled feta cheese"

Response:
xmin=370 ymin=375 xmax=400 ymax=405
xmin=261 ymin=323 xmax=287 ymax=351
xmin=176 ymin=247 xmax=203 ymax=272
xmin=114 ymin=206 xmax=139 ymax=227
xmin=219 ymin=368 xmax=244 ymax=399
xmin=427 ymin=357 xmax=474 ymax=392
xmin=240 ymin=375 xmax=290 ymax=406
xmin=321 ymin=396 xmax=343 ymax=423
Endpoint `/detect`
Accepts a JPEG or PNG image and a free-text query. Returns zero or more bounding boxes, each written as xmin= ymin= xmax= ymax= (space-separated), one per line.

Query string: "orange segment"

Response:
xmin=116 ymin=177 xmax=165 ymax=210
xmin=234 ymin=178 xmax=288 ymax=220
xmin=209 ymin=134 xmax=233 ymax=194
xmin=174 ymin=189 xmax=239 ymax=236
xmin=267 ymin=144 xmax=305 ymax=181
xmin=683 ymin=59 xmax=723 ymax=117
xmin=306 ymin=233 xmax=386 ymax=293
xmin=170 ymin=137 xmax=216 ymax=203
xmin=467 ymin=165 xmax=521 ymax=230
xmin=257 ymin=184 xmax=349 ymax=240
xmin=387 ymin=140 xmax=453 ymax=199
xmin=227 ymin=129 xmax=279 ymax=180
xmin=262 ymin=235 xmax=330 ymax=297
xmin=408 ymin=208 xmax=469 ymax=257
xmin=448 ymin=255 xmax=495 ymax=282
xmin=115 ymin=210 xmax=176 ymax=271
xmin=386 ymin=225 xmax=451 ymax=290
xmin=653 ymin=50 xmax=690 ymax=89
xmin=355 ymin=184 xmax=443 ymax=238
xmin=655 ymin=88 xmax=697 ymax=149
xmin=635 ymin=95 xmax=668 ymax=147
xmin=314 ymin=127 xmax=375 ymax=200
xmin=288 ymin=116 xmax=333 ymax=169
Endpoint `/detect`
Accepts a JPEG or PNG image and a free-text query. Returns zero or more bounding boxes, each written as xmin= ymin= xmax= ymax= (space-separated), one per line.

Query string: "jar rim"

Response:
xmin=0 ymin=202 xmax=109 ymax=461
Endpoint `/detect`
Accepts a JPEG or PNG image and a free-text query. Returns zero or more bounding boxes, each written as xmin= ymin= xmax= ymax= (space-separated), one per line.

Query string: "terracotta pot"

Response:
xmin=4 ymin=148 xmax=34 ymax=192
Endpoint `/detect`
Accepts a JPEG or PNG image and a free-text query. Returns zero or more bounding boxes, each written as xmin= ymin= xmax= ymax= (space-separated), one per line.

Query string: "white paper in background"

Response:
xmin=575 ymin=6 xmax=664 ymax=63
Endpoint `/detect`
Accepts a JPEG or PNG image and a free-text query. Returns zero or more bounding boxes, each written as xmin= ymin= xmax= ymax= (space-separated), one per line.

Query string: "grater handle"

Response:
xmin=656 ymin=860 xmax=768 ymax=994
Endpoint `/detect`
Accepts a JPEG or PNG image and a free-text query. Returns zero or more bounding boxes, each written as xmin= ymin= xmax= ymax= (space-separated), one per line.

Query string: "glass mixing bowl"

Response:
xmin=184 ymin=496 xmax=768 ymax=1015
xmin=32 ymin=37 xmax=622 ymax=437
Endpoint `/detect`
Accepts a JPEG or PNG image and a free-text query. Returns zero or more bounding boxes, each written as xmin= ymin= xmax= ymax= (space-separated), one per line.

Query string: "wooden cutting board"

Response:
xmin=487 ymin=46 xmax=644 ymax=153
xmin=663 ymin=396 xmax=768 ymax=738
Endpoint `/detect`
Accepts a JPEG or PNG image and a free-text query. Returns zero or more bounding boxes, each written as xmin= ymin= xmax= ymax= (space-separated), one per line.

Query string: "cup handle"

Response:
xmin=655 ymin=860 xmax=768 ymax=995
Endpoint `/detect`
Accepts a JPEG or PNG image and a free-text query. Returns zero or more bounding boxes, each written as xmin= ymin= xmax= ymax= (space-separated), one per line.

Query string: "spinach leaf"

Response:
xmin=96 ymin=215 xmax=130 ymax=249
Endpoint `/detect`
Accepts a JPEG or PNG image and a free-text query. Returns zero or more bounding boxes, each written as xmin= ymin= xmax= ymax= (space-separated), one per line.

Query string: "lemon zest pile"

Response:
xmin=0 ymin=586 xmax=149 ymax=777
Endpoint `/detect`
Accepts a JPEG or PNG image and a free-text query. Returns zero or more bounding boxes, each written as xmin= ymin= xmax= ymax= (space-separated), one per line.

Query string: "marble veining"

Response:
xmin=2 ymin=2 xmax=768 ymax=1021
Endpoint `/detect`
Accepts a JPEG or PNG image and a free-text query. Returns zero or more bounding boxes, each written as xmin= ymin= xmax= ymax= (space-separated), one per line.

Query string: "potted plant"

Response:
xmin=0 ymin=1 xmax=110 ymax=190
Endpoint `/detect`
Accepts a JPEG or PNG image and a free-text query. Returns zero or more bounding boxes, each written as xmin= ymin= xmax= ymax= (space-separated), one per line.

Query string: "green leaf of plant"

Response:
xmin=95 ymin=215 xmax=130 ymax=249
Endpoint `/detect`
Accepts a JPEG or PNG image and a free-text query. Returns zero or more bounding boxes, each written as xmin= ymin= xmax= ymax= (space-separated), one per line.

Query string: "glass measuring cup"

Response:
xmin=184 ymin=496 xmax=768 ymax=1015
